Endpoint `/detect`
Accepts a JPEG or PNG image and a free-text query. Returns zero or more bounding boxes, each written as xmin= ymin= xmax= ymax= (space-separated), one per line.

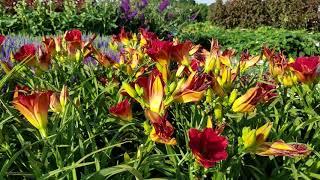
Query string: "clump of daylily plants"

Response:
xmin=0 ymin=28 xmax=319 ymax=178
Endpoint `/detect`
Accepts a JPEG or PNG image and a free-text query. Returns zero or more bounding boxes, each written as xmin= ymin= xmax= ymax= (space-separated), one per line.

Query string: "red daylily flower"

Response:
xmin=145 ymin=110 xmax=176 ymax=145
xmin=14 ymin=44 xmax=37 ymax=66
xmin=109 ymin=99 xmax=133 ymax=121
xmin=0 ymin=35 xmax=5 ymax=46
xmin=188 ymin=128 xmax=228 ymax=168
xmin=64 ymin=29 xmax=83 ymax=54
xmin=232 ymin=81 xmax=277 ymax=112
xmin=112 ymin=27 xmax=132 ymax=45
xmin=146 ymin=40 xmax=172 ymax=62
xmin=289 ymin=56 xmax=320 ymax=83
xmin=12 ymin=86 xmax=52 ymax=137
xmin=65 ymin=29 xmax=82 ymax=42
xmin=190 ymin=59 xmax=202 ymax=71
xmin=171 ymin=41 xmax=194 ymax=66
xmin=173 ymin=72 xmax=210 ymax=103
xmin=139 ymin=28 xmax=158 ymax=47
xmin=146 ymin=40 xmax=173 ymax=82
xmin=135 ymin=69 xmax=165 ymax=114
xmin=256 ymin=81 xmax=277 ymax=103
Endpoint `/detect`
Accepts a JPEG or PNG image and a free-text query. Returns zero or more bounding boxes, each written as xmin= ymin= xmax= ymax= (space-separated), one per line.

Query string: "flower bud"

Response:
xmin=168 ymin=81 xmax=177 ymax=94
xmin=50 ymin=93 xmax=62 ymax=113
xmin=60 ymin=85 xmax=68 ymax=112
xmin=214 ymin=104 xmax=222 ymax=121
xmin=228 ymin=89 xmax=238 ymax=105
xmin=206 ymin=89 xmax=213 ymax=103
xmin=75 ymin=49 xmax=81 ymax=62
xmin=135 ymin=84 xmax=144 ymax=97
xmin=122 ymin=82 xmax=137 ymax=98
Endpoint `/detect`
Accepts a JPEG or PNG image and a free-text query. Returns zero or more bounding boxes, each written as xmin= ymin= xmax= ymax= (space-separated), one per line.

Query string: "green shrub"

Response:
xmin=0 ymin=0 xmax=207 ymax=36
xmin=208 ymin=0 xmax=320 ymax=30
xmin=178 ymin=22 xmax=320 ymax=56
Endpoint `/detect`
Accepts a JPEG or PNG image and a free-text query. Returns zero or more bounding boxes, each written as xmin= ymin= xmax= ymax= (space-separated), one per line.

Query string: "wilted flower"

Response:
xmin=12 ymin=86 xmax=52 ymax=138
xmin=50 ymin=93 xmax=62 ymax=113
xmin=256 ymin=81 xmax=277 ymax=103
xmin=242 ymin=122 xmax=311 ymax=157
xmin=239 ymin=50 xmax=260 ymax=72
xmin=289 ymin=56 xmax=320 ymax=84
xmin=263 ymin=47 xmax=288 ymax=77
xmin=38 ymin=47 xmax=51 ymax=71
xmin=89 ymin=45 xmax=114 ymax=67
xmin=257 ymin=141 xmax=311 ymax=157
xmin=42 ymin=36 xmax=56 ymax=55
xmin=188 ymin=128 xmax=228 ymax=168
xmin=109 ymin=99 xmax=133 ymax=121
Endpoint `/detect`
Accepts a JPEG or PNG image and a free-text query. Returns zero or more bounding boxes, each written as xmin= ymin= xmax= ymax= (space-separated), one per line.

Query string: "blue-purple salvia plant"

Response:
xmin=139 ymin=0 xmax=148 ymax=9
xmin=120 ymin=0 xmax=137 ymax=20
xmin=158 ymin=0 xmax=169 ymax=12
xmin=120 ymin=0 xmax=150 ymax=21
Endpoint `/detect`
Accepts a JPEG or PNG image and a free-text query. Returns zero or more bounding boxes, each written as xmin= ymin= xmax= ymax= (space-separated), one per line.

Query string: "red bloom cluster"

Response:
xmin=109 ymin=99 xmax=133 ymax=121
xmin=189 ymin=128 xmax=228 ymax=168
xmin=0 ymin=35 xmax=5 ymax=46
xmin=14 ymin=44 xmax=37 ymax=65
xmin=289 ymin=56 xmax=320 ymax=83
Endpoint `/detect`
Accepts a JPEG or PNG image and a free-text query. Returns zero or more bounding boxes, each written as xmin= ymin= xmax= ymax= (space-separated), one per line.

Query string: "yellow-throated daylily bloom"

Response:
xmin=122 ymin=69 xmax=165 ymax=114
xmin=13 ymin=86 xmax=52 ymax=138
xmin=145 ymin=110 xmax=176 ymax=145
xmin=232 ymin=81 xmax=277 ymax=113
xmin=242 ymin=122 xmax=311 ymax=157
xmin=232 ymin=87 xmax=260 ymax=113
xmin=172 ymin=72 xmax=210 ymax=103
xmin=242 ymin=122 xmax=273 ymax=150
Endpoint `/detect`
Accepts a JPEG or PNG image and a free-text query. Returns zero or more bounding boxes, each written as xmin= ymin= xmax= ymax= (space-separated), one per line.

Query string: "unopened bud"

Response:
xmin=122 ymin=82 xmax=137 ymax=98
xmin=228 ymin=89 xmax=238 ymax=105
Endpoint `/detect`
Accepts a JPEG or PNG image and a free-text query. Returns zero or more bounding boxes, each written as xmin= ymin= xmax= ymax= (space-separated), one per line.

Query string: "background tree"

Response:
xmin=209 ymin=0 xmax=225 ymax=25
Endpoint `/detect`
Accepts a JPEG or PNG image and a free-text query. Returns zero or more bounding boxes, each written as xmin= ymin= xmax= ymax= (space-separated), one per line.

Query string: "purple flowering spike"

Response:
xmin=120 ymin=0 xmax=131 ymax=13
xmin=158 ymin=0 xmax=169 ymax=12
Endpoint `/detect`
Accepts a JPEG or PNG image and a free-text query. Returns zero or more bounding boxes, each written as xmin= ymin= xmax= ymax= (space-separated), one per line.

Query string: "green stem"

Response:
xmin=38 ymin=128 xmax=47 ymax=139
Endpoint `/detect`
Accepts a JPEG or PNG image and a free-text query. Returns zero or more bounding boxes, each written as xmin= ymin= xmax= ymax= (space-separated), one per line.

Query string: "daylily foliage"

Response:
xmin=1 ymin=28 xmax=319 ymax=178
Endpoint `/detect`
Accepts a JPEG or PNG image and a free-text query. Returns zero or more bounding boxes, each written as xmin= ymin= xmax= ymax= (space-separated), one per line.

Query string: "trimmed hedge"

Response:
xmin=208 ymin=0 xmax=320 ymax=30
xmin=178 ymin=22 xmax=320 ymax=57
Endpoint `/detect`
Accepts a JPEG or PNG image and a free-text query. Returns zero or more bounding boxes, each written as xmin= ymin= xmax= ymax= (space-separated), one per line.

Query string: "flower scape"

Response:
xmin=0 ymin=29 xmax=319 ymax=179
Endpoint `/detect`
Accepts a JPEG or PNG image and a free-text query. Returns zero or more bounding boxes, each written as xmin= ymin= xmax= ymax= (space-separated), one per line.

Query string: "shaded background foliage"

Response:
xmin=208 ymin=0 xmax=320 ymax=30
